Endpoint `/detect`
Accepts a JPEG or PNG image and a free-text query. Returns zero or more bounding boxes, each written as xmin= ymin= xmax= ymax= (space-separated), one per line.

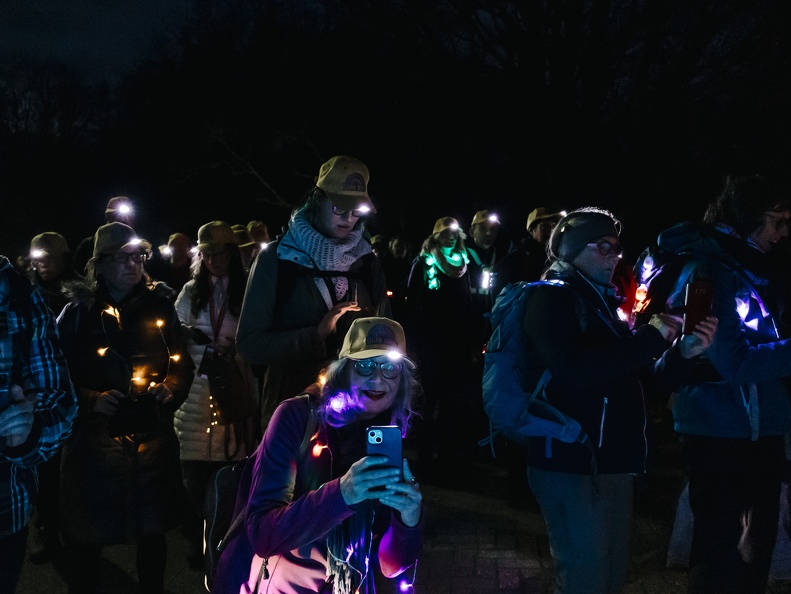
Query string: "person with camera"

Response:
xmin=56 ymin=222 xmax=195 ymax=594
xmin=651 ymin=174 xmax=791 ymax=593
xmin=213 ymin=317 xmax=423 ymax=594
xmin=173 ymin=220 xmax=256 ymax=569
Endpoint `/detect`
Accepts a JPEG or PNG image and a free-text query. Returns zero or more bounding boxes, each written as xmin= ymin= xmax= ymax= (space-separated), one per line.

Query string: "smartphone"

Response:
xmin=366 ymin=425 xmax=403 ymax=487
xmin=683 ymin=280 xmax=714 ymax=335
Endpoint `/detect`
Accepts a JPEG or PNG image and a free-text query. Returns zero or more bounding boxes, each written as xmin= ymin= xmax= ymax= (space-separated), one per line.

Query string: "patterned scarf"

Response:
xmin=428 ymin=245 xmax=468 ymax=278
xmin=288 ymin=212 xmax=371 ymax=301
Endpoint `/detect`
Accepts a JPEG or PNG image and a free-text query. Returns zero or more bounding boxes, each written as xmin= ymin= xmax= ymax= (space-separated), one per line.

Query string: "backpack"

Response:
xmin=481 ymin=280 xmax=590 ymax=451
xmin=203 ymin=393 xmax=317 ymax=592
xmin=631 ymin=244 xmax=700 ymax=329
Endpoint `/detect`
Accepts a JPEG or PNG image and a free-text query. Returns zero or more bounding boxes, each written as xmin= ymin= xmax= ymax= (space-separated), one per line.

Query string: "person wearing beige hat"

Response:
xmin=173 ymin=220 xmax=255 ymax=569
xmin=404 ymin=216 xmax=481 ymax=481
xmin=56 ymin=221 xmax=195 ymax=594
xmin=21 ymin=231 xmax=82 ymax=565
xmin=492 ymin=207 xmax=566 ymax=299
xmin=236 ymin=155 xmax=391 ymax=427
xmin=72 ymin=195 xmax=139 ymax=275
xmin=214 ymin=316 xmax=422 ymax=594
xmin=231 ymin=224 xmax=261 ymax=272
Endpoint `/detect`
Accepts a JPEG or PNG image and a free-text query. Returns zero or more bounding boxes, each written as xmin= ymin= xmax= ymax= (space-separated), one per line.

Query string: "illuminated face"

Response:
xmin=100 ymin=247 xmax=145 ymax=295
xmin=530 ymin=219 xmax=558 ymax=246
xmin=751 ymin=209 xmax=791 ymax=253
xmin=349 ymin=356 xmax=402 ymax=419
xmin=315 ymin=197 xmax=360 ymax=240
xmin=471 ymin=222 xmax=499 ymax=250
xmin=436 ymin=229 xmax=458 ymax=249
xmin=572 ymin=235 xmax=622 ymax=285
xmin=200 ymin=248 xmax=231 ymax=277
xmin=31 ymin=253 xmax=66 ymax=282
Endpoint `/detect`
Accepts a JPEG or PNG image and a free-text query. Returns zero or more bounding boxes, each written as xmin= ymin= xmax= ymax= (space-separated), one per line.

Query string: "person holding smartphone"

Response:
xmin=651 ymin=174 xmax=791 ymax=593
xmin=214 ymin=317 xmax=423 ymax=594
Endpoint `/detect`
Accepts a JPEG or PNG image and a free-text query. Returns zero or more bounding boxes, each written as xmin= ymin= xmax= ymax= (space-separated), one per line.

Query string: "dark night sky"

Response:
xmin=1 ymin=2 xmax=789 ymax=264
xmin=0 ymin=0 xmax=193 ymax=84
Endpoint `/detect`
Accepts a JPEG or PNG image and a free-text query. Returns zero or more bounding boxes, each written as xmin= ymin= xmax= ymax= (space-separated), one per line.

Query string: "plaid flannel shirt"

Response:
xmin=1 ymin=256 xmax=77 ymax=537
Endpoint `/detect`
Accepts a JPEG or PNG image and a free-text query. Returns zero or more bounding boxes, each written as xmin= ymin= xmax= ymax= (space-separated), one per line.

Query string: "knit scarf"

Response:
xmin=427 ymin=245 xmax=468 ymax=278
xmin=288 ymin=212 xmax=371 ymax=301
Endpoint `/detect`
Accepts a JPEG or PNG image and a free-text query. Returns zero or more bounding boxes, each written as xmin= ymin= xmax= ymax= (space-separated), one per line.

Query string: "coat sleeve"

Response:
xmin=235 ymin=247 xmax=326 ymax=366
xmin=3 ymin=285 xmax=77 ymax=467
xmin=246 ymin=399 xmax=354 ymax=557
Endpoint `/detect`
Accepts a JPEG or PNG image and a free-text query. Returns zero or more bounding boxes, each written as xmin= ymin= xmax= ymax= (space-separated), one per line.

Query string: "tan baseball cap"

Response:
xmin=231 ymin=224 xmax=256 ymax=248
xmin=339 ymin=317 xmax=414 ymax=367
xmin=315 ymin=155 xmax=376 ymax=214
xmin=197 ymin=221 xmax=238 ymax=254
xmin=471 ymin=210 xmax=500 ymax=227
xmin=30 ymin=232 xmax=69 ymax=258
xmin=92 ymin=222 xmax=151 ymax=258
xmin=526 ymin=207 xmax=563 ymax=231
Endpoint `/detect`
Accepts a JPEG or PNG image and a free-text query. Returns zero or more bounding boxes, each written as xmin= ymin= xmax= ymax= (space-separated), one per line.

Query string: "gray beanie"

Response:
xmin=549 ymin=208 xmax=620 ymax=263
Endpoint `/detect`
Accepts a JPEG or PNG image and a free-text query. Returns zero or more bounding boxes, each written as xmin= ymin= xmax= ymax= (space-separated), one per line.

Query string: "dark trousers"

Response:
xmin=66 ymin=533 xmax=167 ymax=594
xmin=32 ymin=448 xmax=62 ymax=535
xmin=683 ymin=434 xmax=784 ymax=594
xmin=181 ymin=460 xmax=234 ymax=547
xmin=0 ymin=525 xmax=28 ymax=594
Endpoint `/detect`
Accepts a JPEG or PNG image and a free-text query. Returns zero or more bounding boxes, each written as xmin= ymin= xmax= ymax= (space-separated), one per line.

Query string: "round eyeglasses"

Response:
xmin=110 ymin=252 xmax=149 ymax=264
xmin=331 ymin=204 xmax=370 ymax=218
xmin=353 ymin=359 xmax=402 ymax=380
xmin=586 ymin=240 xmax=623 ymax=257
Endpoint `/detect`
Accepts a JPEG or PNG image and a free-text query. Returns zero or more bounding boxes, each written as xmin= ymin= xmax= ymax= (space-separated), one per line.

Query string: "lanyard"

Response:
xmin=208 ymin=280 xmax=228 ymax=344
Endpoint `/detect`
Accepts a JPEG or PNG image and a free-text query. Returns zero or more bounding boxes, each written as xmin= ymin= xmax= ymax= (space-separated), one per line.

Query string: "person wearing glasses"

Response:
xmin=522 ymin=207 xmax=717 ymax=594
xmin=56 ymin=222 xmax=195 ymax=594
xmin=647 ymin=174 xmax=791 ymax=593
xmin=236 ymin=155 xmax=391 ymax=430
xmin=214 ymin=317 xmax=423 ymax=594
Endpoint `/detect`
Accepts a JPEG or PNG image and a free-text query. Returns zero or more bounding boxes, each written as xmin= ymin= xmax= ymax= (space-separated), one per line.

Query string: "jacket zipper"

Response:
xmin=598 ymin=397 xmax=608 ymax=448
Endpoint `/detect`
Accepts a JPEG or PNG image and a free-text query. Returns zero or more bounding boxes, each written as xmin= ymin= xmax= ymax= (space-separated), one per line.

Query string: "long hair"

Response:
xmin=703 ymin=174 xmax=790 ymax=237
xmin=188 ymin=244 xmax=247 ymax=318
xmin=316 ymin=357 xmax=420 ymax=436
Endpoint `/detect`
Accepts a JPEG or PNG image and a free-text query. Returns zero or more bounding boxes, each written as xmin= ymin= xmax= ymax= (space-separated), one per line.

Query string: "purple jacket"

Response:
xmin=213 ymin=394 xmax=423 ymax=593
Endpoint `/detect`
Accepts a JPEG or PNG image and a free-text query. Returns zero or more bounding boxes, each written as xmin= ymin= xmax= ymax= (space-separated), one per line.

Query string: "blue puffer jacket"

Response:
xmin=657 ymin=221 xmax=791 ymax=439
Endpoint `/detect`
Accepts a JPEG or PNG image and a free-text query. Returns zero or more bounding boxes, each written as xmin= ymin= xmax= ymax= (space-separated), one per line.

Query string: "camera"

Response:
xmin=107 ymin=392 xmax=157 ymax=437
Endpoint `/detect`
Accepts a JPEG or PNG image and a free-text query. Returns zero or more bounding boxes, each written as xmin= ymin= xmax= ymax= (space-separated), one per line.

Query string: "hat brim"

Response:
xmin=326 ymin=192 xmax=377 ymax=214
xmin=345 ymin=349 xmax=415 ymax=369
xmin=197 ymin=242 xmax=230 ymax=254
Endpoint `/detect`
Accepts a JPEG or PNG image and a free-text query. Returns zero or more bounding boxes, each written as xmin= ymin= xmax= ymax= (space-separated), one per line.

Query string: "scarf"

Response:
xmin=428 ymin=245 xmax=468 ymax=278
xmin=287 ymin=212 xmax=371 ymax=301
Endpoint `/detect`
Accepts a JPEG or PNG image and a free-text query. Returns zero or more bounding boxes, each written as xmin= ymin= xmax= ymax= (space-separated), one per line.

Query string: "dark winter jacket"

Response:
xmin=523 ymin=262 xmax=687 ymax=475
xmin=236 ymin=240 xmax=391 ymax=424
xmin=657 ymin=221 xmax=791 ymax=439
xmin=56 ymin=277 xmax=194 ymax=545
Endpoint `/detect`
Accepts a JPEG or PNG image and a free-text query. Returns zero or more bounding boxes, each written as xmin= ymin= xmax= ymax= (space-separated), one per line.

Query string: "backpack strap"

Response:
xmin=217 ymin=393 xmax=317 ymax=556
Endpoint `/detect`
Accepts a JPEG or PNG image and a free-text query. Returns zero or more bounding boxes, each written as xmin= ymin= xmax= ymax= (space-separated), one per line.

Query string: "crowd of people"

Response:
xmin=3 ymin=161 xmax=791 ymax=594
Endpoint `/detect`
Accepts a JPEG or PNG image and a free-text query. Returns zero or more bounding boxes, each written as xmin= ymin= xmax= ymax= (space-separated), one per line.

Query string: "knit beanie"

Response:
xmin=549 ymin=209 xmax=620 ymax=263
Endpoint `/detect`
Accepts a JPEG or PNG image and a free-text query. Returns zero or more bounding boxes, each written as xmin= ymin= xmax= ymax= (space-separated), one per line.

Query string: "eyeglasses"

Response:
xmin=352 ymin=359 xmax=402 ymax=380
xmin=331 ymin=204 xmax=369 ymax=218
xmin=586 ymin=240 xmax=623 ymax=256
xmin=763 ymin=212 xmax=791 ymax=231
xmin=110 ymin=252 xmax=149 ymax=264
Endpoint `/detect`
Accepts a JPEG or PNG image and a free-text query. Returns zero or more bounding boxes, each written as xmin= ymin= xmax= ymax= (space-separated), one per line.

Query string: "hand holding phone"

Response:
xmin=683 ymin=280 xmax=714 ymax=335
